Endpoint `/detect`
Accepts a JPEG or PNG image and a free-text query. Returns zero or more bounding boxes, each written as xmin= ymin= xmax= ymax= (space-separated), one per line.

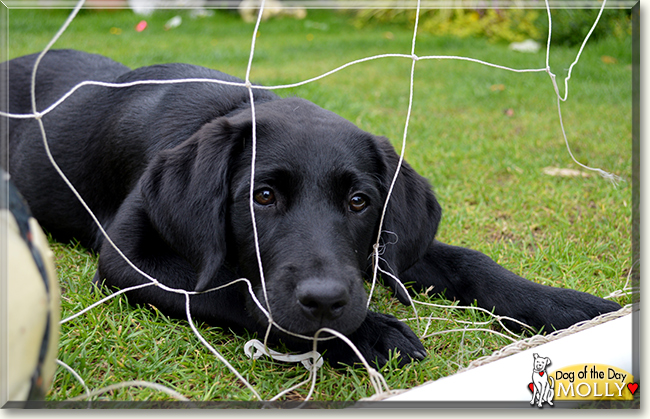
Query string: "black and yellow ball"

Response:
xmin=2 ymin=170 xmax=60 ymax=401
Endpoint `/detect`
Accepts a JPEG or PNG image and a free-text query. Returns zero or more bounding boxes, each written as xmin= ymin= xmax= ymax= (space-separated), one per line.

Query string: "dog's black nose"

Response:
xmin=296 ymin=279 xmax=349 ymax=321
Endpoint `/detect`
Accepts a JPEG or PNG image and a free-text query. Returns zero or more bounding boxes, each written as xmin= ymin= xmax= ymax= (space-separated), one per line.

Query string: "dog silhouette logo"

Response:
xmin=529 ymin=353 xmax=555 ymax=407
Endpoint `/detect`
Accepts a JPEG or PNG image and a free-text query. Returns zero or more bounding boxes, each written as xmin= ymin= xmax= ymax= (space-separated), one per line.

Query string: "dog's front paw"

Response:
xmin=531 ymin=287 xmax=622 ymax=332
xmin=322 ymin=311 xmax=426 ymax=368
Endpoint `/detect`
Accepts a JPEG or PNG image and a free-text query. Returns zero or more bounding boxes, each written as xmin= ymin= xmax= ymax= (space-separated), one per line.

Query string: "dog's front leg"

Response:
xmin=530 ymin=383 xmax=539 ymax=405
xmin=538 ymin=382 xmax=547 ymax=407
xmin=92 ymin=193 xmax=261 ymax=333
xmin=397 ymin=240 xmax=621 ymax=333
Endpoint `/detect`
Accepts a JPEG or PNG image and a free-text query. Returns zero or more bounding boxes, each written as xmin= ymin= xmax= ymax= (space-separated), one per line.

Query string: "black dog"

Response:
xmin=2 ymin=50 xmax=620 ymax=367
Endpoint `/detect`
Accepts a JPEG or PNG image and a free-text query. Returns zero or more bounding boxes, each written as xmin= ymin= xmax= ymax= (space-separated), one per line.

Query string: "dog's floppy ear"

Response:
xmin=373 ymin=136 xmax=442 ymax=296
xmin=140 ymin=118 xmax=241 ymax=292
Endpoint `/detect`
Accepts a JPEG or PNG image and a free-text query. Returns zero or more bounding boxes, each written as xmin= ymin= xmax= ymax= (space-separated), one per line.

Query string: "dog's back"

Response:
xmin=2 ymin=50 xmax=132 ymax=248
xmin=2 ymin=50 xmax=275 ymax=250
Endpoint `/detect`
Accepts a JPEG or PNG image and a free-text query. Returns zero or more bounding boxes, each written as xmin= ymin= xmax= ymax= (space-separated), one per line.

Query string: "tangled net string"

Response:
xmin=2 ymin=0 xmax=634 ymax=403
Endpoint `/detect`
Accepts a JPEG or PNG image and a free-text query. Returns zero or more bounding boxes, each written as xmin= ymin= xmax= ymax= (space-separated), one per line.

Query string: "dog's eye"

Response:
xmin=348 ymin=195 xmax=367 ymax=212
xmin=254 ymin=188 xmax=276 ymax=206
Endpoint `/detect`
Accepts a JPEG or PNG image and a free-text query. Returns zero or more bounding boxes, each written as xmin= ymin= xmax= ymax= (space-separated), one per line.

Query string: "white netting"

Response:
xmin=2 ymin=0 xmax=634 ymax=403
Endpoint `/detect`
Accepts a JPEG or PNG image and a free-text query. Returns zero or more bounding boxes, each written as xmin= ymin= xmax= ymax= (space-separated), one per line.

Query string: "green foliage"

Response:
xmin=537 ymin=8 xmax=632 ymax=46
xmin=419 ymin=9 xmax=542 ymax=43
xmin=354 ymin=7 xmax=631 ymax=46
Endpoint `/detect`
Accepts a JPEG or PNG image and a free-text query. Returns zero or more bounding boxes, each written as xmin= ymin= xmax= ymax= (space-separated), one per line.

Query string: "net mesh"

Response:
xmin=1 ymin=0 xmax=634 ymax=403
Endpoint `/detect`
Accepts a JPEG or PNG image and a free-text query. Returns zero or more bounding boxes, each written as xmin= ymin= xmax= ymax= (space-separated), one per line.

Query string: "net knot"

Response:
xmin=244 ymin=339 xmax=324 ymax=371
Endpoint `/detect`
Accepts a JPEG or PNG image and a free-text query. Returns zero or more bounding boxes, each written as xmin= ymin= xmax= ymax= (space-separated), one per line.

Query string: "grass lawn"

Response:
xmin=5 ymin=7 xmax=633 ymax=402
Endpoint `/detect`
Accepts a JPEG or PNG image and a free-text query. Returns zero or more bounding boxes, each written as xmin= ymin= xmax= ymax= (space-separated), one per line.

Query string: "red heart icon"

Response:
xmin=528 ymin=383 xmax=534 ymax=392
xmin=627 ymin=383 xmax=638 ymax=395
xmin=539 ymin=372 xmax=544 ymax=376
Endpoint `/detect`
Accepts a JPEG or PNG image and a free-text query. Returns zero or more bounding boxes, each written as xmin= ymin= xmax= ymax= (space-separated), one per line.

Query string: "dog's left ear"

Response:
xmin=140 ymin=118 xmax=240 ymax=292
xmin=373 ymin=136 xmax=442 ymax=294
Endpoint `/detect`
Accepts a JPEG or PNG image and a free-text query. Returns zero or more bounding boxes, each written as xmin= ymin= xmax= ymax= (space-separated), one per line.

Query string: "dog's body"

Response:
xmin=531 ymin=353 xmax=555 ymax=407
xmin=2 ymin=50 xmax=620 ymax=366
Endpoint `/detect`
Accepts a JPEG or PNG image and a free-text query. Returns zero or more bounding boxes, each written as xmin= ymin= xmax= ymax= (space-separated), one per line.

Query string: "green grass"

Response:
xmin=6 ymin=8 xmax=633 ymax=403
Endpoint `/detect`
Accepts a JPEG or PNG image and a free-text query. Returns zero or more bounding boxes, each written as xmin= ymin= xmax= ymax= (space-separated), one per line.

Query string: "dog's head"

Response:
xmin=141 ymin=97 xmax=441 ymax=339
xmin=533 ymin=353 xmax=551 ymax=372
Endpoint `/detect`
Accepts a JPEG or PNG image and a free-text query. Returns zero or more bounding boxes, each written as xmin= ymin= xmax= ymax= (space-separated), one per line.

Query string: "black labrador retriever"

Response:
xmin=2 ymin=50 xmax=620 ymax=367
